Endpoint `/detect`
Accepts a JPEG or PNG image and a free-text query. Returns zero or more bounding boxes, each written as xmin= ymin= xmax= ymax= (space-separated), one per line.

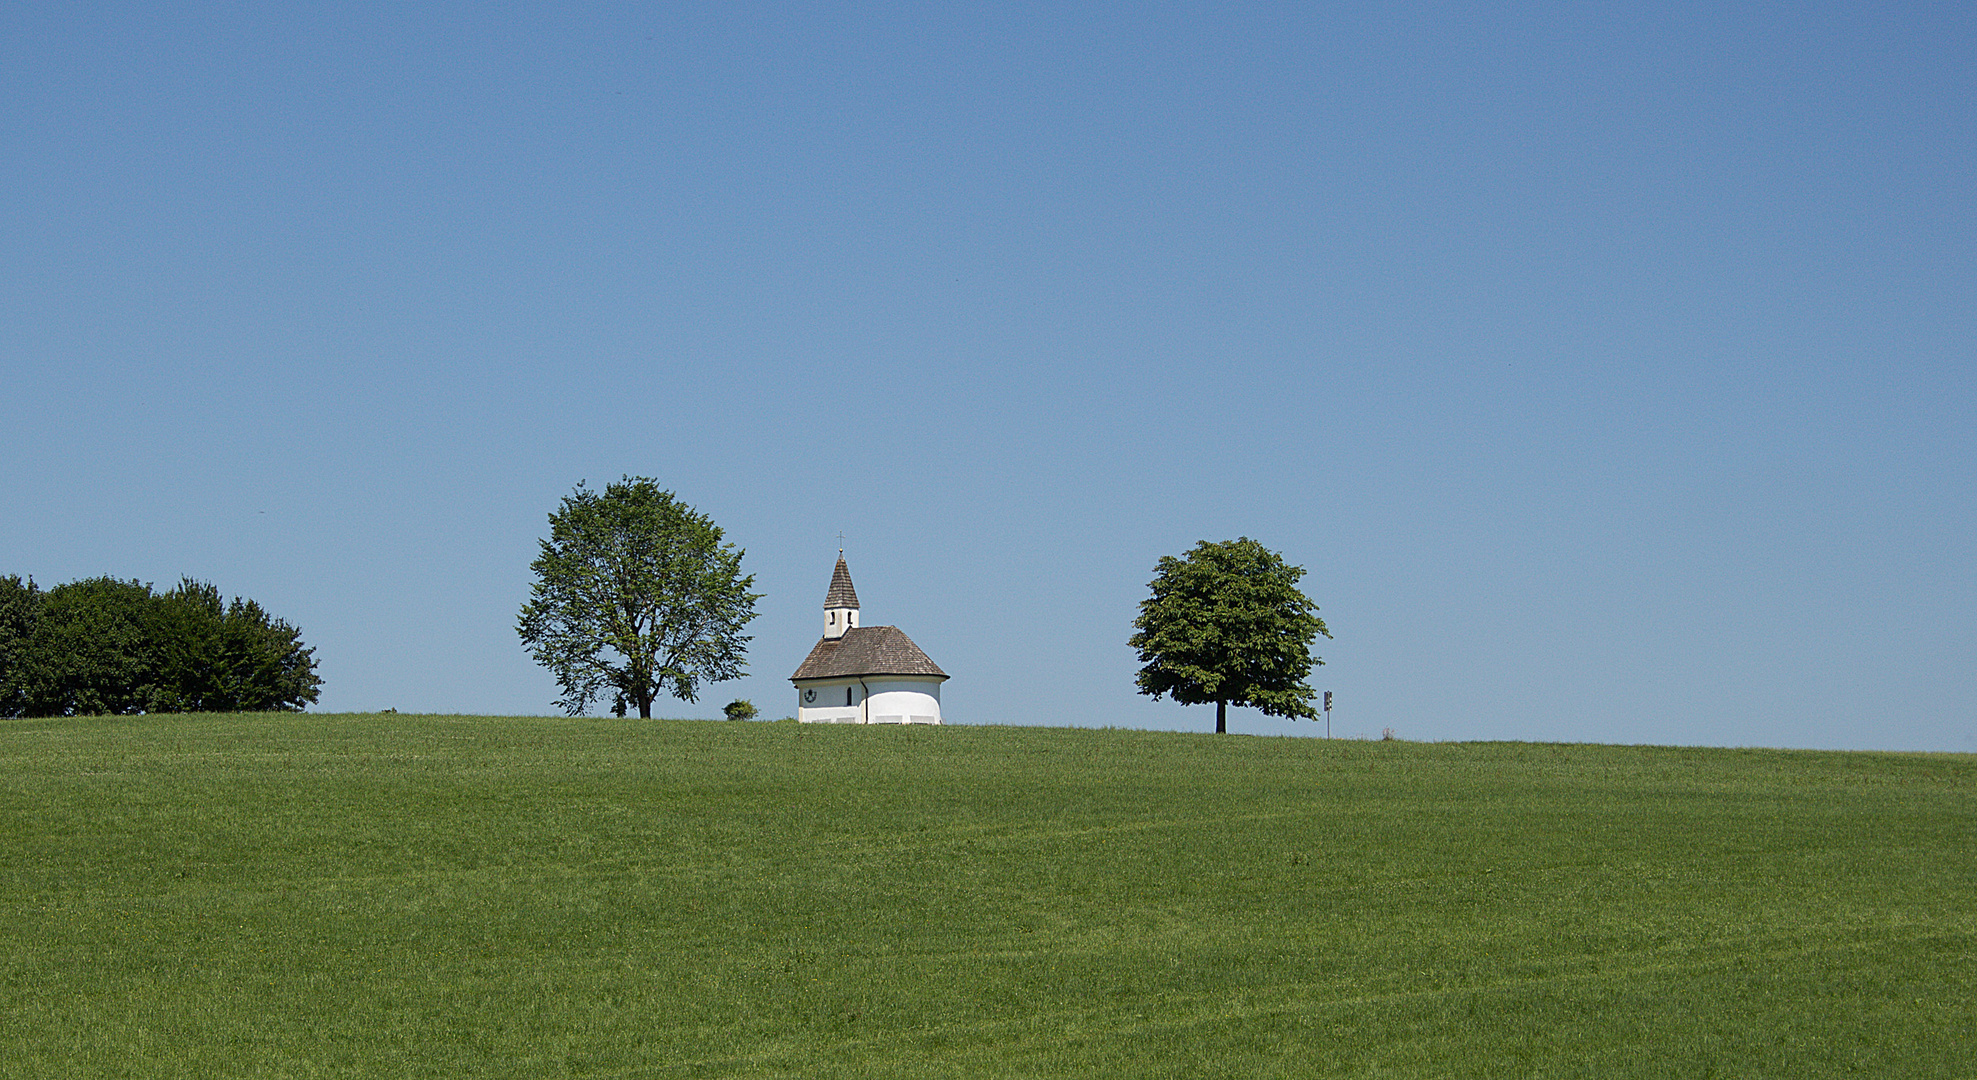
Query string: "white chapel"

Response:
xmin=789 ymin=556 xmax=948 ymax=724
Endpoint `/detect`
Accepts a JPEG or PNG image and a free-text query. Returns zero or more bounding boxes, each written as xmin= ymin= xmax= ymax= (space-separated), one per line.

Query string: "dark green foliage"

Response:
xmin=724 ymin=698 xmax=759 ymax=721
xmin=0 ymin=716 xmax=1970 ymax=1077
xmin=1130 ymin=537 xmax=1332 ymax=732
xmin=0 ymin=575 xmax=43 ymax=717
xmin=0 ymin=575 xmax=319 ymax=717
xmin=19 ymin=577 xmax=154 ymax=716
xmin=146 ymin=579 xmax=323 ymax=712
xmin=517 ymin=477 xmax=761 ymax=718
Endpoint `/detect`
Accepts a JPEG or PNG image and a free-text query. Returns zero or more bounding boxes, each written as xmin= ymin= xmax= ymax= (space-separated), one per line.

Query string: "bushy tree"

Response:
xmin=0 ymin=575 xmax=321 ymax=717
xmin=0 ymin=575 xmax=44 ymax=717
xmin=146 ymin=579 xmax=323 ymax=712
xmin=17 ymin=577 xmax=155 ymax=716
xmin=1129 ymin=538 xmax=1331 ymax=734
xmin=517 ymin=477 xmax=760 ymax=719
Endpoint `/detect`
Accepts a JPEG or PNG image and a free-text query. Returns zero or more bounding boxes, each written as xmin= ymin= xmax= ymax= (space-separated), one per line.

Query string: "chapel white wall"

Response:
xmin=794 ymin=677 xmax=942 ymax=724
xmin=863 ymin=679 xmax=942 ymax=724
xmin=795 ymin=678 xmax=860 ymax=723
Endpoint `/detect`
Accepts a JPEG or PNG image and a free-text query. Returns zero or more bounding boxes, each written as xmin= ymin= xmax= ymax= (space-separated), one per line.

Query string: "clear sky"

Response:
xmin=4 ymin=2 xmax=1971 ymax=750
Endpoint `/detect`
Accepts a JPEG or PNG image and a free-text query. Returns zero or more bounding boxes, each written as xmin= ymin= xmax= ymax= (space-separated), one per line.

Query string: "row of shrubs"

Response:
xmin=0 ymin=575 xmax=321 ymax=718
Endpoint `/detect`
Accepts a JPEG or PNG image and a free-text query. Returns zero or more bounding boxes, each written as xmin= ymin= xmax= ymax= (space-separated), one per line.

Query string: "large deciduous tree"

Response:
xmin=1129 ymin=538 xmax=1331 ymax=734
xmin=517 ymin=477 xmax=760 ymax=719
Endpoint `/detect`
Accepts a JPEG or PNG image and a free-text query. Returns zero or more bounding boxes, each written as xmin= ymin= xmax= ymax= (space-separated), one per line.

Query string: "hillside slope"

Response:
xmin=2 ymin=714 xmax=1971 ymax=1077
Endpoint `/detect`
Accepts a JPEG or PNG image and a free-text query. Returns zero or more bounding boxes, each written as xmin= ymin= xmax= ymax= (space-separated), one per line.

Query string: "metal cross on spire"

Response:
xmin=836 ymin=531 xmax=845 ymax=555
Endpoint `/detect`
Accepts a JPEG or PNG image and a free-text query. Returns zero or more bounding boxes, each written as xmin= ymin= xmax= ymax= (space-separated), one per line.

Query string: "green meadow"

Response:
xmin=1 ymin=714 xmax=1970 ymax=1078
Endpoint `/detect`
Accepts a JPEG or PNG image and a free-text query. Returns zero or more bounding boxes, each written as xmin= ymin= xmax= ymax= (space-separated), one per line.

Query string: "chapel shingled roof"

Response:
xmin=789 ymin=625 xmax=948 ymax=681
xmin=824 ymin=556 xmax=860 ymax=609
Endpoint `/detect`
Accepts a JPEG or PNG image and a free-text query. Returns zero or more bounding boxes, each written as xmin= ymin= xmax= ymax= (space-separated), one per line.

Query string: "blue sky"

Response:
xmin=4 ymin=2 xmax=1971 ymax=750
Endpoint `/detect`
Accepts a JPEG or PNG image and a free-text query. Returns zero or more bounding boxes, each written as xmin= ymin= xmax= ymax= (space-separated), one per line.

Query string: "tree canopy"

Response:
xmin=516 ymin=477 xmax=760 ymax=719
xmin=1128 ymin=538 xmax=1331 ymax=734
xmin=0 ymin=574 xmax=322 ymax=717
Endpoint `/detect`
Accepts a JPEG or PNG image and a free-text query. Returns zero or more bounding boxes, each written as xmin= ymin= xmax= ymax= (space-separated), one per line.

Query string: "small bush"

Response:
xmin=723 ymin=699 xmax=759 ymax=721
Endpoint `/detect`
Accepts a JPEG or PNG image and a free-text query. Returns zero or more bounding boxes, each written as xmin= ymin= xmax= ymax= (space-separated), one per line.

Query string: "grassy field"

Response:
xmin=1 ymin=714 xmax=1971 ymax=1078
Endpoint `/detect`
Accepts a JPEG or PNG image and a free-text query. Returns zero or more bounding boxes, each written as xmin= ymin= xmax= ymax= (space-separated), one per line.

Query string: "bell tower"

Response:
xmin=823 ymin=554 xmax=860 ymax=640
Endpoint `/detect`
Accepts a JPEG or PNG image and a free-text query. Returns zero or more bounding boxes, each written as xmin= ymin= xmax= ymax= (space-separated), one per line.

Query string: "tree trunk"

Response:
xmin=1216 ymin=699 xmax=1227 ymax=734
xmin=637 ymin=690 xmax=653 ymax=719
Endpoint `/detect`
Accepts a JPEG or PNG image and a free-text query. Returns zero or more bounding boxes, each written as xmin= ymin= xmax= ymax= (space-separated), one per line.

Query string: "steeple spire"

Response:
xmin=823 ymin=555 xmax=860 ymax=639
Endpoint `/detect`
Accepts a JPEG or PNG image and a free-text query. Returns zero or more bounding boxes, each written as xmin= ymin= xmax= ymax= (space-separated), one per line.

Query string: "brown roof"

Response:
xmin=825 ymin=556 xmax=860 ymax=609
xmin=790 ymin=626 xmax=947 ymax=681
